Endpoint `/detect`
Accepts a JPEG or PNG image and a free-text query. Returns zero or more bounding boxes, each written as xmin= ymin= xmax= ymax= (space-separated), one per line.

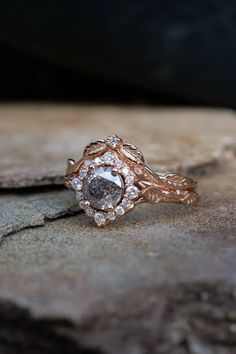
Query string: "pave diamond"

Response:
xmin=82 ymin=166 xmax=124 ymax=211
xmin=94 ymin=212 xmax=107 ymax=226
xmin=103 ymin=151 xmax=117 ymax=163
xmin=107 ymin=211 xmax=116 ymax=221
xmin=86 ymin=207 xmax=94 ymax=217
xmin=83 ymin=159 xmax=92 ymax=167
xmin=79 ymin=200 xmax=90 ymax=209
xmin=71 ymin=178 xmax=83 ymax=191
xmin=126 ymin=185 xmax=139 ymax=199
xmin=125 ymin=175 xmax=134 ymax=185
xmin=121 ymin=198 xmax=134 ymax=209
xmin=94 ymin=157 xmax=102 ymax=165
xmin=116 ymin=205 xmax=125 ymax=215
xmin=114 ymin=160 xmax=123 ymax=169
xmin=76 ymin=191 xmax=83 ymax=201
xmin=106 ymin=135 xmax=120 ymax=148
xmin=79 ymin=168 xmax=88 ymax=178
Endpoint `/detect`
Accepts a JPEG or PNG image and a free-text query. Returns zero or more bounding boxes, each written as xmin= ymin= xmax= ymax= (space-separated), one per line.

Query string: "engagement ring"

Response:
xmin=65 ymin=135 xmax=199 ymax=227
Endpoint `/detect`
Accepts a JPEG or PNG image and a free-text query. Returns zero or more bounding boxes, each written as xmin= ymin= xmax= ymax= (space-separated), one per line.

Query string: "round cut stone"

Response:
xmin=114 ymin=160 xmax=123 ymax=169
xmin=82 ymin=166 xmax=124 ymax=211
xmin=126 ymin=185 xmax=139 ymax=199
xmin=121 ymin=198 xmax=134 ymax=209
xmin=79 ymin=200 xmax=90 ymax=210
xmin=106 ymin=135 xmax=120 ymax=148
xmin=107 ymin=211 xmax=116 ymax=221
xmin=116 ymin=205 xmax=125 ymax=215
xmin=86 ymin=207 xmax=94 ymax=217
xmin=79 ymin=168 xmax=88 ymax=178
xmin=71 ymin=178 xmax=83 ymax=191
xmin=94 ymin=212 xmax=107 ymax=226
xmin=125 ymin=175 xmax=134 ymax=185
xmin=76 ymin=191 xmax=83 ymax=201
xmin=103 ymin=151 xmax=117 ymax=163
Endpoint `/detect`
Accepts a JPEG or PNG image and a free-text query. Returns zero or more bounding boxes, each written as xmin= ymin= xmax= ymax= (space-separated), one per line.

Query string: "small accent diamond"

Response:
xmin=116 ymin=205 xmax=125 ymax=215
xmin=71 ymin=178 xmax=83 ymax=191
xmin=86 ymin=207 xmax=94 ymax=217
xmin=125 ymin=175 xmax=134 ymax=185
xmin=121 ymin=198 xmax=134 ymax=209
xmin=79 ymin=200 xmax=90 ymax=209
xmin=94 ymin=157 xmax=102 ymax=165
xmin=94 ymin=212 xmax=107 ymax=226
xmin=103 ymin=151 xmax=116 ymax=163
xmin=114 ymin=160 xmax=123 ymax=169
xmin=76 ymin=191 xmax=83 ymax=201
xmin=121 ymin=166 xmax=130 ymax=176
xmin=106 ymin=135 xmax=120 ymax=148
xmin=79 ymin=168 xmax=88 ymax=177
xmin=126 ymin=186 xmax=139 ymax=199
xmin=83 ymin=159 xmax=92 ymax=167
xmin=107 ymin=211 xmax=116 ymax=221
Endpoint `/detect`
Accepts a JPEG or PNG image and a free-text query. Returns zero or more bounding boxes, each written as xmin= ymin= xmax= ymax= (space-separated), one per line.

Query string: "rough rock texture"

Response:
xmin=0 ymin=105 xmax=236 ymax=188
xmin=0 ymin=190 xmax=78 ymax=240
xmin=0 ymin=105 xmax=236 ymax=354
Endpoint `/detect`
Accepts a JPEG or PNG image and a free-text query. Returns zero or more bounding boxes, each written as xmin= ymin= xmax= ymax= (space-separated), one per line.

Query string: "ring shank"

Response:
xmin=137 ymin=164 xmax=199 ymax=205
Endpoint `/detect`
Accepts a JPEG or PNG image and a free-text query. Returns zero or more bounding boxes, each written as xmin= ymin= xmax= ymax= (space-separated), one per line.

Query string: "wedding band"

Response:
xmin=65 ymin=135 xmax=199 ymax=227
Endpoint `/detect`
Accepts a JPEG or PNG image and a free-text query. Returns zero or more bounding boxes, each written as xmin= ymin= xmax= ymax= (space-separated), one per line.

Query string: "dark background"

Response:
xmin=0 ymin=0 xmax=235 ymax=106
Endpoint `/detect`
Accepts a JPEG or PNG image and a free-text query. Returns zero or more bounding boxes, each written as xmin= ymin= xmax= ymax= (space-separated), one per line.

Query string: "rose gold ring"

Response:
xmin=65 ymin=135 xmax=199 ymax=227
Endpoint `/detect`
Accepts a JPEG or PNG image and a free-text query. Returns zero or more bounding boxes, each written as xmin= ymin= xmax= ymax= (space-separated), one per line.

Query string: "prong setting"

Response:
xmin=70 ymin=145 xmax=140 ymax=226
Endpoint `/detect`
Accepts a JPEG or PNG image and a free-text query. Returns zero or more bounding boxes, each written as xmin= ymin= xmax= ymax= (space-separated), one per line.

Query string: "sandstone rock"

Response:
xmin=0 ymin=105 xmax=235 ymax=188
xmin=0 ymin=105 xmax=235 ymax=354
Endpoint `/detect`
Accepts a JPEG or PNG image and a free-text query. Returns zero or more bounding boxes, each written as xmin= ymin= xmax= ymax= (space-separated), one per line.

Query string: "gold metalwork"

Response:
xmin=65 ymin=135 xmax=199 ymax=225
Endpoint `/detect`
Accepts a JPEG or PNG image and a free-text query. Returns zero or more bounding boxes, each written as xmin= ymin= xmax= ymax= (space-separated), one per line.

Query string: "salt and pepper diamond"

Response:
xmin=82 ymin=166 xmax=123 ymax=211
xmin=73 ymin=149 xmax=140 ymax=226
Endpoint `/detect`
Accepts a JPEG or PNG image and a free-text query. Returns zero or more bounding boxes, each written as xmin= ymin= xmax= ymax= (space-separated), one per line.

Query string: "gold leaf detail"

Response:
xmin=160 ymin=174 xmax=197 ymax=190
xmin=121 ymin=143 xmax=145 ymax=164
xmin=83 ymin=140 xmax=107 ymax=156
xmin=142 ymin=186 xmax=162 ymax=204
xmin=181 ymin=191 xmax=200 ymax=205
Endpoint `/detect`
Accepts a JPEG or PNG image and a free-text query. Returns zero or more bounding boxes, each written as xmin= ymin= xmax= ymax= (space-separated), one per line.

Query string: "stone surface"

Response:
xmin=0 ymin=190 xmax=79 ymax=240
xmin=0 ymin=105 xmax=236 ymax=353
xmin=0 ymin=105 xmax=236 ymax=188
xmin=0 ymin=164 xmax=236 ymax=353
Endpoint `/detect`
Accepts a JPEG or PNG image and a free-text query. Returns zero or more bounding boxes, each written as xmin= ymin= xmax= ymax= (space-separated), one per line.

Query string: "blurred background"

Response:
xmin=1 ymin=3 xmax=236 ymax=354
xmin=0 ymin=0 xmax=235 ymax=106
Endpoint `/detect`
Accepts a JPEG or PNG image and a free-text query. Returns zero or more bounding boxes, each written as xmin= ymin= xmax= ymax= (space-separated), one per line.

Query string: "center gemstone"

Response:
xmin=82 ymin=166 xmax=124 ymax=211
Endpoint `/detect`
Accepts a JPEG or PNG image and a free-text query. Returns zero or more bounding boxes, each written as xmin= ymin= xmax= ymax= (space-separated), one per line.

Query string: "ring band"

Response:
xmin=65 ymin=135 xmax=199 ymax=227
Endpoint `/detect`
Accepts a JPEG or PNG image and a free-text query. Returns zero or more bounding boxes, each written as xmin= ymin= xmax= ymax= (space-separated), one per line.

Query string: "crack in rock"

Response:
xmin=0 ymin=190 xmax=80 ymax=240
xmin=0 ymin=106 xmax=236 ymax=189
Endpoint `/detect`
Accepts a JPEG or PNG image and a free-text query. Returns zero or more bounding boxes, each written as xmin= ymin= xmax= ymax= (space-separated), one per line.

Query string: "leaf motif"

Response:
xmin=181 ymin=191 xmax=200 ymax=205
xmin=121 ymin=143 xmax=145 ymax=164
xmin=83 ymin=139 xmax=107 ymax=156
xmin=159 ymin=174 xmax=197 ymax=190
xmin=142 ymin=186 xmax=162 ymax=204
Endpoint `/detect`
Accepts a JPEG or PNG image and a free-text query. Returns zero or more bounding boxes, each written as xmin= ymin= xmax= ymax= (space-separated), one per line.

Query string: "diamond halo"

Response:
xmin=70 ymin=149 xmax=138 ymax=226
